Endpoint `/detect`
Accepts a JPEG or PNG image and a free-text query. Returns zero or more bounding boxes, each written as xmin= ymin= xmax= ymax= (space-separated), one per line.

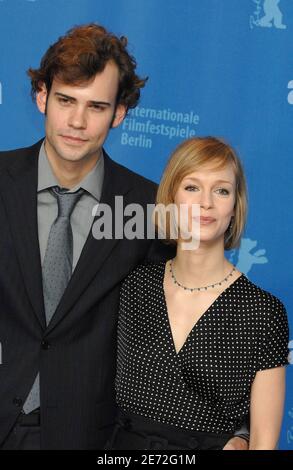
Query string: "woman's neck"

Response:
xmin=173 ymin=240 xmax=232 ymax=287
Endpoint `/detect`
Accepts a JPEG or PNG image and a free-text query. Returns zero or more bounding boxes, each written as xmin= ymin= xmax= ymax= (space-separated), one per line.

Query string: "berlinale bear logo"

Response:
xmin=250 ymin=0 xmax=287 ymax=29
xmin=288 ymin=80 xmax=293 ymax=105
xmin=229 ymin=238 xmax=268 ymax=275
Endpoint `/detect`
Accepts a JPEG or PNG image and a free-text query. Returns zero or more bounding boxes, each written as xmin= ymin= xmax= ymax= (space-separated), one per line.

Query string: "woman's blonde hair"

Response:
xmin=155 ymin=137 xmax=247 ymax=250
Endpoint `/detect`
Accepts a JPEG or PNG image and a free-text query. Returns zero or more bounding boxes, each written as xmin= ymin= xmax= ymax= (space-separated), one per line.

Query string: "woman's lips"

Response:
xmin=200 ymin=217 xmax=216 ymax=224
xmin=193 ymin=216 xmax=216 ymax=225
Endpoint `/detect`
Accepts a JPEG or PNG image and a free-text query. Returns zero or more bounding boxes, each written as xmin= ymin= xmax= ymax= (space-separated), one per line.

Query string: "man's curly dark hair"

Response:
xmin=27 ymin=23 xmax=147 ymax=110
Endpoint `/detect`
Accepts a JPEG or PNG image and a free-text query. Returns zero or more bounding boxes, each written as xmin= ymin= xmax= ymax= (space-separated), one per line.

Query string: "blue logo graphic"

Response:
xmin=229 ymin=238 xmax=268 ymax=275
xmin=288 ymin=80 xmax=293 ymax=104
xmin=250 ymin=0 xmax=287 ymax=29
xmin=288 ymin=406 xmax=293 ymax=444
xmin=289 ymin=340 xmax=293 ymax=365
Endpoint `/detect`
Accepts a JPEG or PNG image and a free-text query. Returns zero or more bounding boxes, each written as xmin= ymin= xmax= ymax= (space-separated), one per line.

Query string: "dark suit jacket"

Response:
xmin=0 ymin=139 xmax=174 ymax=449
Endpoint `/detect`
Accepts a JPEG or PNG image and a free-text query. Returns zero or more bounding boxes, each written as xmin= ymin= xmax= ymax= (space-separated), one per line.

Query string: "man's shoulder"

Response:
xmin=0 ymin=139 xmax=43 ymax=172
xmin=103 ymin=151 xmax=158 ymax=192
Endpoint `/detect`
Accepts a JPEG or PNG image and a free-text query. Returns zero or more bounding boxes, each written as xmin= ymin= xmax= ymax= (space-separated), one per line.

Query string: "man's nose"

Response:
xmin=68 ymin=106 xmax=87 ymax=129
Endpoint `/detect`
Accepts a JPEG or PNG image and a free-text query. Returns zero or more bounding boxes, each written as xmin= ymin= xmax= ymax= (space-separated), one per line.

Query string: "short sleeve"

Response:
xmin=117 ymin=264 xmax=147 ymax=341
xmin=256 ymin=298 xmax=289 ymax=371
xmin=116 ymin=263 xmax=153 ymax=389
xmin=116 ymin=268 xmax=138 ymax=387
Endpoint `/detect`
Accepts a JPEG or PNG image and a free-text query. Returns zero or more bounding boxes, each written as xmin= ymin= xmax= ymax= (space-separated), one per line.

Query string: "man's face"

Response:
xmin=36 ymin=61 xmax=126 ymax=165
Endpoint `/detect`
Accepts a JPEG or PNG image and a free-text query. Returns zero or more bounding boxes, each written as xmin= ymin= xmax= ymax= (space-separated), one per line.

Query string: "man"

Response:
xmin=0 ymin=23 xmax=248 ymax=450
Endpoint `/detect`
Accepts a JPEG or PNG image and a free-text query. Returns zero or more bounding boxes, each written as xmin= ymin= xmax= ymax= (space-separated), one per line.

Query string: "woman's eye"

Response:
xmin=215 ymin=188 xmax=230 ymax=196
xmin=184 ymin=185 xmax=199 ymax=192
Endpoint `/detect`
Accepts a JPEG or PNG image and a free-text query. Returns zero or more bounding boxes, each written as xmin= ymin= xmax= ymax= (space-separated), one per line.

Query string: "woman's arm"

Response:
xmin=249 ymin=366 xmax=286 ymax=450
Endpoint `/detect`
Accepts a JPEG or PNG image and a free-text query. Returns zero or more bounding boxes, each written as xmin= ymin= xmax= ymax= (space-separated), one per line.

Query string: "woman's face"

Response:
xmin=173 ymin=162 xmax=236 ymax=247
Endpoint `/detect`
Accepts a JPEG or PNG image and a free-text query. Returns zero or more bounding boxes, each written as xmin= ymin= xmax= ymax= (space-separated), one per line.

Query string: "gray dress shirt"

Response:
xmin=37 ymin=141 xmax=104 ymax=271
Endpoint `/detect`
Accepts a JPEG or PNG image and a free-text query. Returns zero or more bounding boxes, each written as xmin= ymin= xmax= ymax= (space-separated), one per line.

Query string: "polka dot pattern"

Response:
xmin=116 ymin=262 xmax=289 ymax=433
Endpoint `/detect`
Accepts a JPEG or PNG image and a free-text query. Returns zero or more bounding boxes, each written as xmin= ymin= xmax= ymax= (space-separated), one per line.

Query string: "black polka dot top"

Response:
xmin=115 ymin=262 xmax=289 ymax=434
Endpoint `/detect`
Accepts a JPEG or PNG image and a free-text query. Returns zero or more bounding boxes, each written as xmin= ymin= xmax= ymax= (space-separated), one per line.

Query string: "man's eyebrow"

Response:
xmin=54 ymin=92 xmax=111 ymax=107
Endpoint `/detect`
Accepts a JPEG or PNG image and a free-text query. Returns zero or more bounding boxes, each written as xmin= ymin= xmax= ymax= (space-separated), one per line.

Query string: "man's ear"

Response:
xmin=36 ymin=83 xmax=48 ymax=114
xmin=111 ymin=104 xmax=127 ymax=128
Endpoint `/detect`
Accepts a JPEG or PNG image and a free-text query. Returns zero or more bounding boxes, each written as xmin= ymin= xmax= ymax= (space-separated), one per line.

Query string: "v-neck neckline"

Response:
xmin=160 ymin=261 xmax=244 ymax=356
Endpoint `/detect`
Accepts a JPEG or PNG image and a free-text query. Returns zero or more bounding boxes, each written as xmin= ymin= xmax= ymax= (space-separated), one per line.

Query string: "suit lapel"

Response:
xmin=45 ymin=152 xmax=133 ymax=334
xmin=0 ymin=140 xmax=46 ymax=329
xmin=0 ymin=143 xmax=135 ymax=334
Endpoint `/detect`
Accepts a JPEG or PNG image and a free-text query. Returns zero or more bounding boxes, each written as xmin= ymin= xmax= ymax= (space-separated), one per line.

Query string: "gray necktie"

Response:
xmin=23 ymin=186 xmax=83 ymax=414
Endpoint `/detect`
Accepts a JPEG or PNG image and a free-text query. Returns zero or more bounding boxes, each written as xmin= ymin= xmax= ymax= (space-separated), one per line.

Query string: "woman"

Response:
xmin=107 ymin=137 xmax=289 ymax=450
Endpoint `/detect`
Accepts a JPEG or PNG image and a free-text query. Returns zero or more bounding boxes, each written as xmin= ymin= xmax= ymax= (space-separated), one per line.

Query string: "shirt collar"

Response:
xmin=37 ymin=140 xmax=104 ymax=201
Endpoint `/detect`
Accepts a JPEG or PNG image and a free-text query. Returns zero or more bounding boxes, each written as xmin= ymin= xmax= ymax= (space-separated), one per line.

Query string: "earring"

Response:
xmin=228 ymin=217 xmax=234 ymax=232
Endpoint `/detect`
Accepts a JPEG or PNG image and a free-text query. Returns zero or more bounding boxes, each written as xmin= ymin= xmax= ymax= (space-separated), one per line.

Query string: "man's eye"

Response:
xmin=90 ymin=105 xmax=105 ymax=111
xmin=58 ymin=97 xmax=70 ymax=104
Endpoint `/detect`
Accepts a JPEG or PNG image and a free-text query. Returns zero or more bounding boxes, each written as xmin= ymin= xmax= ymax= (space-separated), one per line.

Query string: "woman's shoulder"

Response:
xmin=239 ymin=275 xmax=287 ymax=315
xmin=121 ymin=261 xmax=166 ymax=289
